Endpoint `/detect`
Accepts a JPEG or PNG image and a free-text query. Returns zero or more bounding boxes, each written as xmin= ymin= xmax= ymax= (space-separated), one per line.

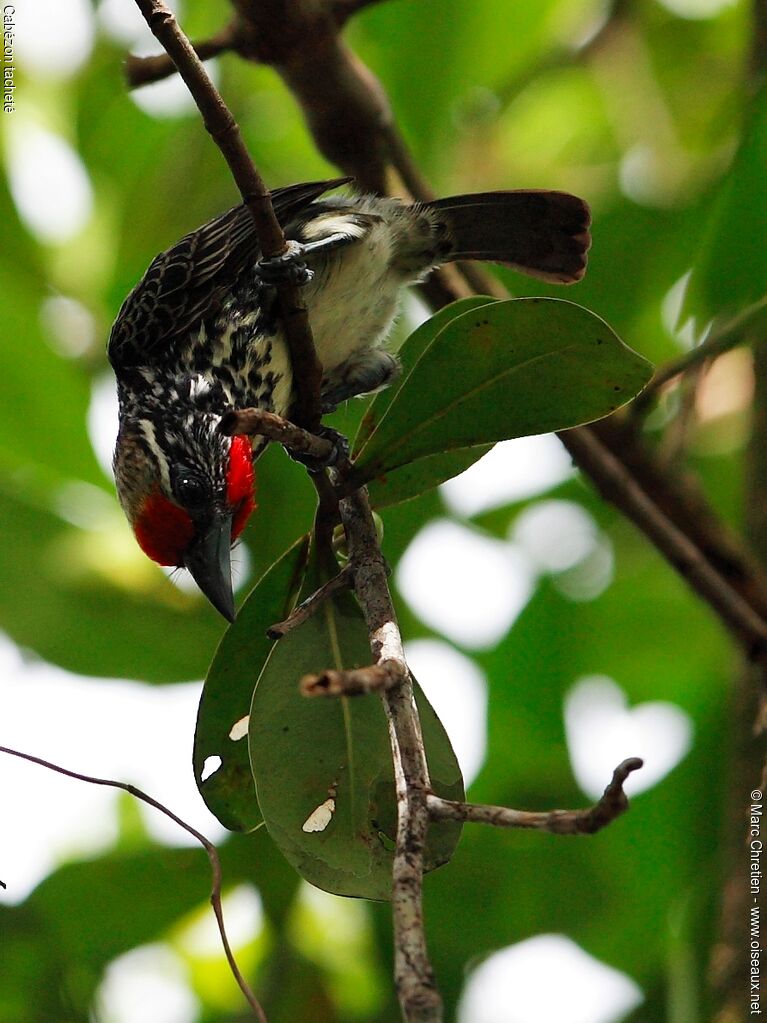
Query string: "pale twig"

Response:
xmin=132 ymin=0 xmax=323 ymax=429
xmin=336 ymin=481 xmax=441 ymax=1023
xmin=301 ymin=657 xmax=404 ymax=696
xmin=268 ymin=565 xmax=353 ymax=639
xmin=632 ymin=295 xmax=767 ymax=417
xmin=0 ymin=745 xmax=267 ymax=1023
xmin=427 ymin=758 xmax=643 ymax=835
xmin=219 ymin=408 xmax=335 ymax=463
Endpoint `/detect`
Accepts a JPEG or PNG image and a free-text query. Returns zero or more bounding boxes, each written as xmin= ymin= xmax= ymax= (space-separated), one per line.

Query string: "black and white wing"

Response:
xmin=108 ymin=178 xmax=351 ymax=372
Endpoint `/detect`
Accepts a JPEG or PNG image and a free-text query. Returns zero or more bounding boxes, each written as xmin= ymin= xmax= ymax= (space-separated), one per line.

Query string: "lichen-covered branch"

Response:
xmin=336 ymin=480 xmax=441 ymax=1023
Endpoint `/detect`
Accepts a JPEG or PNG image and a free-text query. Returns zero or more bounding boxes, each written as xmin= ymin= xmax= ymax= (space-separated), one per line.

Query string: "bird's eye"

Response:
xmin=174 ymin=473 xmax=207 ymax=508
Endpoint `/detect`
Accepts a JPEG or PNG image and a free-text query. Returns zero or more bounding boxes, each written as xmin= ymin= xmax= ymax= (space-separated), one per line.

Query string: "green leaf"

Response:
xmin=683 ymin=82 xmax=767 ymax=330
xmin=249 ymin=549 xmax=464 ymax=900
xmin=194 ymin=536 xmax=311 ymax=832
xmin=351 ymin=298 xmax=652 ymax=491
xmin=354 ymin=296 xmax=498 ymax=507
xmin=367 ymin=443 xmax=495 ymax=509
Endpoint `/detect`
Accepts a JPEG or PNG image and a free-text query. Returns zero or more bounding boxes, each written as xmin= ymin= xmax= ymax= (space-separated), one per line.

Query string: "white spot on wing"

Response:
xmin=229 ymin=716 xmax=249 ymax=741
xmin=302 ymin=798 xmax=335 ymax=833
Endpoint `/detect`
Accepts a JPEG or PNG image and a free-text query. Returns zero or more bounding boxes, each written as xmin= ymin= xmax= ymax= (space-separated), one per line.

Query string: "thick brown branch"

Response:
xmin=561 ymin=426 xmax=767 ymax=663
xmin=591 ymin=417 xmax=767 ymax=624
xmin=427 ymin=758 xmax=643 ymax=836
xmin=301 ymin=657 xmax=404 ymax=696
xmin=0 ymin=745 xmax=267 ymax=1023
xmin=133 ymin=0 xmax=323 ymax=429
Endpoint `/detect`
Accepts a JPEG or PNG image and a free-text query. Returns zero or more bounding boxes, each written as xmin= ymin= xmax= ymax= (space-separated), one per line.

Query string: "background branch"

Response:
xmin=125 ymin=21 xmax=240 ymax=86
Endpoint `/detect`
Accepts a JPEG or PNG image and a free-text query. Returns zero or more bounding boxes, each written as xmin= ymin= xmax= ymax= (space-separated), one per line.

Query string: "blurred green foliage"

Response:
xmin=0 ymin=0 xmax=759 ymax=1020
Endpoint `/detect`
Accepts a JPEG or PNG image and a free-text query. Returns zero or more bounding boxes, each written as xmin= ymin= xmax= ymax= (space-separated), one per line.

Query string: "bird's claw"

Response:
xmin=256 ymin=241 xmax=314 ymax=286
xmin=288 ymin=426 xmax=350 ymax=473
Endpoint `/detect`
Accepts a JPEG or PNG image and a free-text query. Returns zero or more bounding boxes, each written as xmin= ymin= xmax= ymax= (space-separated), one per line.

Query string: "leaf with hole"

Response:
xmin=249 ymin=548 xmax=464 ymax=900
xmin=194 ymin=536 xmax=311 ymax=832
xmin=350 ymin=298 xmax=652 ymax=494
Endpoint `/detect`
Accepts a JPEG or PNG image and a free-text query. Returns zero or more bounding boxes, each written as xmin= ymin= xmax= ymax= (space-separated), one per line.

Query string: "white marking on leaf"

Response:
xmin=229 ymin=716 xmax=249 ymax=742
xmin=302 ymin=798 xmax=335 ymax=833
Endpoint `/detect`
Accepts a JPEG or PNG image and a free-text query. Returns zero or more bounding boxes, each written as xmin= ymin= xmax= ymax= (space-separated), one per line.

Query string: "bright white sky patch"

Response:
xmin=131 ymin=52 xmax=221 ymax=118
xmin=0 ymin=634 xmax=224 ymax=904
xmin=440 ymin=435 xmax=574 ymax=517
xmin=512 ymin=500 xmax=599 ymax=574
xmin=98 ymin=0 xmax=165 ymax=45
xmin=396 ymin=520 xmax=535 ymax=649
xmin=565 ymin=675 xmax=693 ymax=800
xmin=88 ymin=373 xmax=120 ymax=479
xmin=15 ymin=0 xmax=94 ymax=77
xmin=177 ymin=884 xmax=263 ymax=957
xmin=656 ymin=0 xmax=737 ymax=18
xmin=96 ymin=944 xmax=198 ymax=1023
xmin=457 ymin=933 xmax=642 ymax=1023
xmin=40 ymin=295 xmax=97 ymax=359
xmin=7 ymin=123 xmax=94 ymax=244
xmin=404 ymin=638 xmax=487 ymax=786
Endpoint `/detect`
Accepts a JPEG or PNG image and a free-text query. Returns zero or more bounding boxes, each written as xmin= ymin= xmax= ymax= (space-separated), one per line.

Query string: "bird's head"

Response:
xmin=114 ymin=414 xmax=256 ymax=622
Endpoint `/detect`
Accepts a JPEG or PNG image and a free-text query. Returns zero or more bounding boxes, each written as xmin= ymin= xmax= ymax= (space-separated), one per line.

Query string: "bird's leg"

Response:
xmin=256 ymin=232 xmax=359 ymax=286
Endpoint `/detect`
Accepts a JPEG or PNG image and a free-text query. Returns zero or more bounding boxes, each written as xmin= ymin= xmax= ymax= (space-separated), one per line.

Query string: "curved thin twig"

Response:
xmin=0 ymin=745 xmax=267 ymax=1023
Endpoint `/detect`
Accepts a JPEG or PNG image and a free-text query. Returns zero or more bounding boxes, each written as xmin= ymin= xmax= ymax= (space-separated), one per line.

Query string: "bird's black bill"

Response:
xmin=184 ymin=515 xmax=236 ymax=623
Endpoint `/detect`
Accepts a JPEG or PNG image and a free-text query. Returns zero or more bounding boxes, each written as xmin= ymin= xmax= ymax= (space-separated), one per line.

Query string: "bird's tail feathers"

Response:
xmin=425 ymin=190 xmax=591 ymax=284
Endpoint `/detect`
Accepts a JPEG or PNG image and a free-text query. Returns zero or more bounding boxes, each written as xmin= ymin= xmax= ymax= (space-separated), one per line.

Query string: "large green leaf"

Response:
xmin=350 ymin=298 xmax=652 ymax=493
xmin=356 ymin=296 xmax=499 ymax=508
xmin=194 ymin=536 xmax=311 ymax=832
xmin=249 ymin=549 xmax=464 ymax=900
xmin=367 ymin=443 xmax=494 ymax=509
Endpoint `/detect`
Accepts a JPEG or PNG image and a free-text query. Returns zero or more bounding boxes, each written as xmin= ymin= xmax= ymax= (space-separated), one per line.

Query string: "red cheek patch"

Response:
xmin=134 ymin=492 xmax=195 ymax=567
xmin=227 ymin=434 xmax=257 ymax=539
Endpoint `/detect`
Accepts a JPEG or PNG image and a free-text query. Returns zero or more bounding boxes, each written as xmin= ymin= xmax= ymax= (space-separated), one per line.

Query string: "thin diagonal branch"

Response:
xmin=133 ymin=0 xmax=323 ymax=429
xmin=631 ymin=295 xmax=767 ymax=417
xmin=560 ymin=426 xmax=767 ymax=664
xmin=0 ymin=745 xmax=267 ymax=1023
xmin=427 ymin=758 xmax=643 ymax=835
xmin=269 ymin=564 xmax=353 ymax=639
